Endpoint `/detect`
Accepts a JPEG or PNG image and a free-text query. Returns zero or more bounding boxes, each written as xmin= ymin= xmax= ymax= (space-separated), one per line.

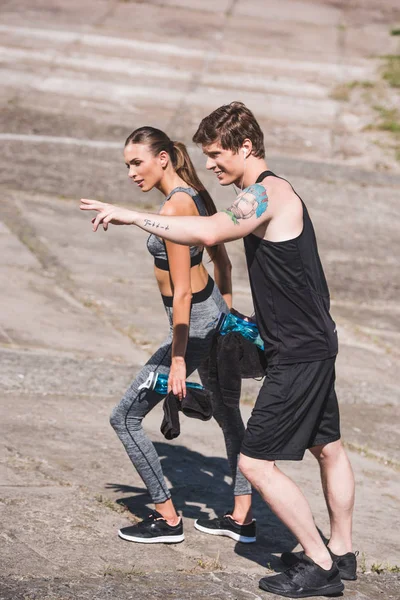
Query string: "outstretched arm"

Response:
xmin=80 ymin=184 xmax=269 ymax=245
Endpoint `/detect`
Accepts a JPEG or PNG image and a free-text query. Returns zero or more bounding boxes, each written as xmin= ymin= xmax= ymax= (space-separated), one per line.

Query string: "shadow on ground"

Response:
xmin=105 ymin=441 xmax=308 ymax=571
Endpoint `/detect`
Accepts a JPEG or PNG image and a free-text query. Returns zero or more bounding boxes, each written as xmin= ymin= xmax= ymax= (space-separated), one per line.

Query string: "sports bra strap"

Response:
xmin=164 ymin=186 xmax=207 ymax=217
xmin=164 ymin=186 xmax=196 ymax=202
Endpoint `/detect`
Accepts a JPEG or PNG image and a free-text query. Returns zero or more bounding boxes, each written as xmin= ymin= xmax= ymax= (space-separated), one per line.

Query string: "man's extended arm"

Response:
xmin=80 ymin=183 xmax=269 ymax=245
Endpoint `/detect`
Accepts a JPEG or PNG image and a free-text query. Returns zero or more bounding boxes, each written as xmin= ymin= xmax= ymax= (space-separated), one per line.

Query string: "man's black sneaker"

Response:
xmin=118 ymin=510 xmax=184 ymax=544
xmin=329 ymin=549 xmax=358 ymax=581
xmin=194 ymin=513 xmax=256 ymax=543
xmin=281 ymin=547 xmax=358 ymax=581
xmin=259 ymin=555 xmax=344 ymax=598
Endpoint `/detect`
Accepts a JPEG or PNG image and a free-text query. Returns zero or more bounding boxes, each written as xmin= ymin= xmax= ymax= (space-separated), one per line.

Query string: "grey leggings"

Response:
xmin=110 ymin=278 xmax=251 ymax=504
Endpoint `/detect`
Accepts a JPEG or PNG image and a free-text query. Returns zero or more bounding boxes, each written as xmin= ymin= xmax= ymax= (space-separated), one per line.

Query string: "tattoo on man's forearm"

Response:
xmin=144 ymin=218 xmax=170 ymax=230
xmin=223 ymin=184 xmax=268 ymax=225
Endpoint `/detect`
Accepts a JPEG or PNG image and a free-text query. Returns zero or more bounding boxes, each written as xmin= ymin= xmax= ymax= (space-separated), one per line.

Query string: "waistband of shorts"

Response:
xmin=162 ymin=275 xmax=214 ymax=308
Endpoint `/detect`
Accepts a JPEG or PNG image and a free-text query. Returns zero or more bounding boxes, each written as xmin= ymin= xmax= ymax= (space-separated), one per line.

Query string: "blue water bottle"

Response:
xmin=217 ymin=312 xmax=264 ymax=350
xmin=138 ymin=371 xmax=204 ymax=395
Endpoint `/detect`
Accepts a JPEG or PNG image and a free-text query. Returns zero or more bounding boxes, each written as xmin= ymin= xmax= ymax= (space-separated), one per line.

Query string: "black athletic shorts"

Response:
xmin=241 ymin=357 xmax=340 ymax=461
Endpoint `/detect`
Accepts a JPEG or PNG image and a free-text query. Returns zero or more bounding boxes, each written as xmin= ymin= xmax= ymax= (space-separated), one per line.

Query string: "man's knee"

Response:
xmin=238 ymin=453 xmax=274 ymax=486
xmin=310 ymin=439 xmax=344 ymax=462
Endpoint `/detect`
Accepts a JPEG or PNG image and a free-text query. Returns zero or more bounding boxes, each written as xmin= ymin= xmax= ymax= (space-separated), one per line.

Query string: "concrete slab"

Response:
xmin=1 ymin=384 xmax=399 ymax=588
xmin=1 ymin=1 xmax=399 ymax=598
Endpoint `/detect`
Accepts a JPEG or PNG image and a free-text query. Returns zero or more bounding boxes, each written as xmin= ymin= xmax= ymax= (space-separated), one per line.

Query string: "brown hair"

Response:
xmin=125 ymin=126 xmax=219 ymax=258
xmin=192 ymin=101 xmax=265 ymax=158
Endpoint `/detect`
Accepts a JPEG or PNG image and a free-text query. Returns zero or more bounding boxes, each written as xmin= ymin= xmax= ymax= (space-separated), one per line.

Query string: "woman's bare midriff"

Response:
xmin=155 ymin=263 xmax=210 ymax=298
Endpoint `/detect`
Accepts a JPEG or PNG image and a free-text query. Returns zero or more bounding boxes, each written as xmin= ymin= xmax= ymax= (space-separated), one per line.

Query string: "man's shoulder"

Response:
xmin=259 ymin=174 xmax=292 ymax=194
xmin=258 ymin=176 xmax=300 ymax=216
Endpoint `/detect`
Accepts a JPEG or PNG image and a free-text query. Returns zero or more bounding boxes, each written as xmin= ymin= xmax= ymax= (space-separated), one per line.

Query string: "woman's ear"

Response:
xmin=159 ymin=150 xmax=169 ymax=169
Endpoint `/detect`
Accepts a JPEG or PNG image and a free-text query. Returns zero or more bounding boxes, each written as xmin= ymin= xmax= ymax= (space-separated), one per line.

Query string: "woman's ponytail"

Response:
xmin=171 ymin=142 xmax=215 ymax=214
xmin=172 ymin=141 xmax=219 ymax=260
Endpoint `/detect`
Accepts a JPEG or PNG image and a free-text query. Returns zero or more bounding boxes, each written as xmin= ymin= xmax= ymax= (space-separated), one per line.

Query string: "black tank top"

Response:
xmin=243 ymin=170 xmax=338 ymax=365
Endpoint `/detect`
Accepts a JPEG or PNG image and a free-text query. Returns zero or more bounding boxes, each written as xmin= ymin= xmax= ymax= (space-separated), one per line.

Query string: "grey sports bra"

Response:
xmin=147 ymin=186 xmax=208 ymax=271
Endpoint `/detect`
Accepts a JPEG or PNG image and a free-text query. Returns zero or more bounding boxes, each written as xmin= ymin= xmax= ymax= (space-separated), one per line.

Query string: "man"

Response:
xmin=81 ymin=101 xmax=356 ymax=598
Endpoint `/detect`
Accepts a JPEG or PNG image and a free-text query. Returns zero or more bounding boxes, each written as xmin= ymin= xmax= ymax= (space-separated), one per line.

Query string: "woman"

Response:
xmin=84 ymin=127 xmax=253 ymax=544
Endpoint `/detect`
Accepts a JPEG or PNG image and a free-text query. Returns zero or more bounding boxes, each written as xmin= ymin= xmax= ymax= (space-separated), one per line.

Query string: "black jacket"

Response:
xmin=208 ymin=331 xmax=267 ymax=408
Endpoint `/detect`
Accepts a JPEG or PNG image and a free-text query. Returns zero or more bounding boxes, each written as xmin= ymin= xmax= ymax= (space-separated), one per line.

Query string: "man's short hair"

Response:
xmin=193 ymin=101 xmax=265 ymax=158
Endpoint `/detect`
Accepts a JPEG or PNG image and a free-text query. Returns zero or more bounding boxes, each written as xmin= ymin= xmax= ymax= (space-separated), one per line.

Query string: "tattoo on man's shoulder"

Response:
xmin=223 ymin=184 xmax=268 ymax=225
xmin=144 ymin=218 xmax=169 ymax=230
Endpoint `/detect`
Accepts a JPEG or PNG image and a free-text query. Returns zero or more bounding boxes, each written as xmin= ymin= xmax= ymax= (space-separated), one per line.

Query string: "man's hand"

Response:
xmin=80 ymin=198 xmax=136 ymax=231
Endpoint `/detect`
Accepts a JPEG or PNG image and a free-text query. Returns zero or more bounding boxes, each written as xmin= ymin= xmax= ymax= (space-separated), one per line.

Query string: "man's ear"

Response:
xmin=241 ymin=138 xmax=253 ymax=158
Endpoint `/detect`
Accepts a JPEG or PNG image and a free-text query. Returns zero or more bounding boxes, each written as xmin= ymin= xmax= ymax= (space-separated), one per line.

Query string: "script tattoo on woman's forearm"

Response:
xmin=223 ymin=183 xmax=268 ymax=225
xmin=143 ymin=218 xmax=170 ymax=230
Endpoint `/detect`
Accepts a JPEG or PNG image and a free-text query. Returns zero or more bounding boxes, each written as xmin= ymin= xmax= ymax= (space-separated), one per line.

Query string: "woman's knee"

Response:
xmin=109 ymin=403 xmax=124 ymax=431
xmin=109 ymin=398 xmax=141 ymax=432
xmin=213 ymin=416 xmax=245 ymax=444
xmin=213 ymin=404 xmax=243 ymax=428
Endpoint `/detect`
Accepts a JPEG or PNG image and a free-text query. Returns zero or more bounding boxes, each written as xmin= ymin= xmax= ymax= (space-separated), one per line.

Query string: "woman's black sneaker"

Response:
xmin=281 ymin=548 xmax=358 ymax=580
xmin=259 ymin=555 xmax=344 ymax=598
xmin=194 ymin=513 xmax=256 ymax=543
xmin=118 ymin=510 xmax=184 ymax=544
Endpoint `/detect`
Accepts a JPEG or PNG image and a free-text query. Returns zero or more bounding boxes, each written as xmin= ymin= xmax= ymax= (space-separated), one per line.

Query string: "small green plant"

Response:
xmin=381 ymin=55 xmax=400 ymax=88
xmin=196 ymin=552 xmax=224 ymax=571
xmin=358 ymin=553 xmax=400 ymax=575
xmin=347 ymin=80 xmax=375 ymax=89
xmin=371 ymin=562 xmax=400 ymax=574
xmin=196 ymin=557 xmax=207 ymax=569
xmin=390 ymin=28 xmax=400 ymax=36
xmin=373 ymin=106 xmax=400 ymax=133
xmin=104 ymin=565 xmax=145 ymax=577
xmin=371 ymin=562 xmax=384 ymax=574
xmin=386 ymin=563 xmax=400 ymax=573
xmin=359 ymin=552 xmax=367 ymax=574
xmin=94 ymin=493 xmax=128 ymax=515
xmin=331 ymin=80 xmax=375 ymax=102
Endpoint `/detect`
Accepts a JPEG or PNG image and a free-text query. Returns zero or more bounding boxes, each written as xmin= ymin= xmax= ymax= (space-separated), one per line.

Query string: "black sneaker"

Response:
xmin=118 ymin=510 xmax=184 ymax=544
xmin=281 ymin=547 xmax=358 ymax=581
xmin=194 ymin=513 xmax=256 ymax=543
xmin=259 ymin=555 xmax=344 ymax=598
xmin=329 ymin=549 xmax=358 ymax=581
